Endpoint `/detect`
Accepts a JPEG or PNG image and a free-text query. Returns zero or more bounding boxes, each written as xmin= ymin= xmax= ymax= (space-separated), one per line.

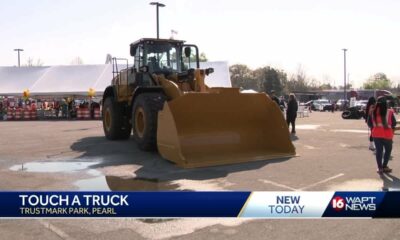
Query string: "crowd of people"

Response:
xmin=269 ymin=91 xmax=398 ymax=174
xmin=0 ymin=97 xmax=101 ymax=120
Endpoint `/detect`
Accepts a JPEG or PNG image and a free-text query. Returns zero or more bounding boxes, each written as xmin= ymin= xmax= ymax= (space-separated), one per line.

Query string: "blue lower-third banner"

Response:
xmin=0 ymin=191 xmax=400 ymax=218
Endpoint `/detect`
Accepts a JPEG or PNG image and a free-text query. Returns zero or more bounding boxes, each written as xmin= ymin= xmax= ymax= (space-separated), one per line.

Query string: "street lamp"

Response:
xmin=14 ymin=48 xmax=24 ymax=67
xmin=342 ymin=48 xmax=347 ymax=107
xmin=150 ymin=2 xmax=166 ymax=39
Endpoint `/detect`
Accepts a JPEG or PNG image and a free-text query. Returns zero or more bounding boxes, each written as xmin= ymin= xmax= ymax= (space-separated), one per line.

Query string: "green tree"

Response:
xmin=392 ymin=83 xmax=400 ymax=96
xmin=229 ymin=64 xmax=259 ymax=90
xmin=229 ymin=63 xmax=340 ymax=94
xmin=199 ymin=52 xmax=208 ymax=62
xmin=254 ymin=66 xmax=286 ymax=95
xmin=338 ymin=83 xmax=352 ymax=90
xmin=363 ymin=73 xmax=392 ymax=89
xmin=284 ymin=65 xmax=310 ymax=92
xmin=188 ymin=52 xmax=208 ymax=63
xmin=319 ymin=83 xmax=334 ymax=90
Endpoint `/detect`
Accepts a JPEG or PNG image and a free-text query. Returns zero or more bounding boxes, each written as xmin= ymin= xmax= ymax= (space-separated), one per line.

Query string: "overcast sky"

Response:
xmin=1 ymin=0 xmax=399 ymax=87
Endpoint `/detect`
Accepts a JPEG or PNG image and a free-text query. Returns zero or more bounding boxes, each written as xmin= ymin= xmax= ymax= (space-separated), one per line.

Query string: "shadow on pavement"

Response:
xmin=70 ymin=136 xmax=293 ymax=183
xmin=290 ymin=134 xmax=299 ymax=141
xmin=380 ymin=173 xmax=400 ymax=191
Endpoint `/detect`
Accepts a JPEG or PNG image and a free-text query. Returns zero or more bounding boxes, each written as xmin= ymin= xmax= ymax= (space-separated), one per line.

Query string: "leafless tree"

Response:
xmin=71 ymin=57 xmax=84 ymax=65
xmin=24 ymin=57 xmax=44 ymax=67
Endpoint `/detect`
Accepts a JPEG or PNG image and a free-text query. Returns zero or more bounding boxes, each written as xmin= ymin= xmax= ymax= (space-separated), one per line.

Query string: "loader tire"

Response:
xmin=132 ymin=93 xmax=165 ymax=151
xmin=103 ymin=97 xmax=131 ymax=140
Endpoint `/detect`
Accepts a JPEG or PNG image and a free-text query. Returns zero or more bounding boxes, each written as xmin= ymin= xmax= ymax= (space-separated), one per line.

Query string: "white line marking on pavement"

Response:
xmin=330 ymin=129 xmax=368 ymax=134
xmin=296 ymin=125 xmax=321 ymax=130
xmin=304 ymin=145 xmax=317 ymax=150
xmin=38 ymin=219 xmax=74 ymax=240
xmin=299 ymin=173 xmax=345 ymax=191
xmin=259 ymin=179 xmax=297 ymax=191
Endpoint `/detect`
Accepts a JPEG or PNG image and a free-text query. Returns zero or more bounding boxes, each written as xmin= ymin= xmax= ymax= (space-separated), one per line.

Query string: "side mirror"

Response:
xmin=130 ymin=45 xmax=137 ymax=57
xmin=205 ymin=68 xmax=214 ymax=76
xmin=139 ymin=66 xmax=149 ymax=73
xmin=184 ymin=47 xmax=191 ymax=58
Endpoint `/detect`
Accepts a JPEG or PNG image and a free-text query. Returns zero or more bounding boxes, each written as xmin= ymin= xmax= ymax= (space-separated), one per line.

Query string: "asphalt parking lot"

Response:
xmin=0 ymin=111 xmax=399 ymax=240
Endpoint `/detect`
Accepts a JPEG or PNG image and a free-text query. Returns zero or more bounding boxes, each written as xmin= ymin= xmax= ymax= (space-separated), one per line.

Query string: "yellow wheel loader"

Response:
xmin=102 ymin=38 xmax=295 ymax=168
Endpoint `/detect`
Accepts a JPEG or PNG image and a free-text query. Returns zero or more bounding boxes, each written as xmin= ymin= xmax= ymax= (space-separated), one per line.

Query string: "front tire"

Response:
xmin=132 ymin=93 xmax=165 ymax=151
xmin=103 ymin=97 xmax=131 ymax=140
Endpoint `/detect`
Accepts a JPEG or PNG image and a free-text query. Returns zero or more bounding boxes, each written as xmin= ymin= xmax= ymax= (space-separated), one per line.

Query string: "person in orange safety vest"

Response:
xmin=367 ymin=96 xmax=397 ymax=174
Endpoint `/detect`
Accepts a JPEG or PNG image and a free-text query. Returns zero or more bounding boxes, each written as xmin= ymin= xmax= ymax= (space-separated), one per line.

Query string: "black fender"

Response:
xmin=130 ymin=86 xmax=165 ymax=108
xmin=102 ymin=86 xmax=117 ymax=105
xmin=103 ymin=86 xmax=132 ymax=125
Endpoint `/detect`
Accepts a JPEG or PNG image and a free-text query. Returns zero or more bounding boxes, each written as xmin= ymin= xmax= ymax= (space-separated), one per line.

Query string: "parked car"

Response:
xmin=304 ymin=100 xmax=315 ymax=110
xmin=313 ymin=99 xmax=334 ymax=111
xmin=336 ymin=99 xmax=349 ymax=111
xmin=354 ymin=100 xmax=368 ymax=110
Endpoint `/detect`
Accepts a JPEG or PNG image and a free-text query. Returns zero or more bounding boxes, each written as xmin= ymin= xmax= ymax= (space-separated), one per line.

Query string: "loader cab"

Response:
xmin=130 ymin=38 xmax=200 ymax=75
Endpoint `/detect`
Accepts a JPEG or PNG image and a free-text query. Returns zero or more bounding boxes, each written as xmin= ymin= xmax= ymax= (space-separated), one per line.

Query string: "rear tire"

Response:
xmin=342 ymin=110 xmax=351 ymax=119
xmin=103 ymin=97 xmax=131 ymax=140
xmin=132 ymin=93 xmax=165 ymax=151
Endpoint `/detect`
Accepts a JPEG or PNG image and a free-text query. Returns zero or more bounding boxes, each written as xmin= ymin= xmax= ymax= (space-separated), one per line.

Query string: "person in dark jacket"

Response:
xmin=365 ymin=97 xmax=376 ymax=151
xmin=270 ymin=90 xmax=280 ymax=106
xmin=367 ymin=96 xmax=397 ymax=173
xmin=279 ymin=96 xmax=286 ymax=111
xmin=286 ymin=93 xmax=298 ymax=134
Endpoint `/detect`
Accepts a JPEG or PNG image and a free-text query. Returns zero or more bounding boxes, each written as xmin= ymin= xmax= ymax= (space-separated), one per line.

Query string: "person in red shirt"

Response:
xmin=368 ymin=96 xmax=397 ymax=174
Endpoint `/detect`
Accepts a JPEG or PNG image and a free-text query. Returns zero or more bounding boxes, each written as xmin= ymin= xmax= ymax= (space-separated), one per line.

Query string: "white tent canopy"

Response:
xmin=0 ymin=62 xmax=231 ymax=96
xmin=199 ymin=61 xmax=231 ymax=88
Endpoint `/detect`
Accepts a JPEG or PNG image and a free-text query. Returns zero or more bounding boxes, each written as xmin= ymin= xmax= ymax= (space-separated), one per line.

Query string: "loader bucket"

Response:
xmin=157 ymin=88 xmax=296 ymax=168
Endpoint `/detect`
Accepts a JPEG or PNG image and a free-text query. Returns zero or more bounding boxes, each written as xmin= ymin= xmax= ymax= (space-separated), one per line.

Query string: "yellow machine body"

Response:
xmin=104 ymin=38 xmax=296 ymax=168
xmin=157 ymin=87 xmax=296 ymax=168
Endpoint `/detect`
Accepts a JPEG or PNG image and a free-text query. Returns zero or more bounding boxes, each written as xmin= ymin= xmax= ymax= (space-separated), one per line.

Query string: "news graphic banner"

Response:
xmin=0 ymin=191 xmax=399 ymax=218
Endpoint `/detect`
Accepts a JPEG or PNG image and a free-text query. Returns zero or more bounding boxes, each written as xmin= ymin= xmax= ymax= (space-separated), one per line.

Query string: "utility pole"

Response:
xmin=150 ymin=2 xmax=166 ymax=39
xmin=14 ymin=48 xmax=24 ymax=67
xmin=342 ymin=48 xmax=347 ymax=106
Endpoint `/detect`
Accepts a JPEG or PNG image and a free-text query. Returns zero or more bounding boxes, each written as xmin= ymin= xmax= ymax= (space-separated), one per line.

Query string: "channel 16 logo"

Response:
xmin=331 ymin=196 xmax=376 ymax=212
xmin=331 ymin=197 xmax=346 ymax=211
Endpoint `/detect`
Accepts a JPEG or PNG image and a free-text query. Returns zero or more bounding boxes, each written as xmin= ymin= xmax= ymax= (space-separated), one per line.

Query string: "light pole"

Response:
xmin=14 ymin=48 xmax=24 ymax=67
xmin=342 ymin=48 xmax=347 ymax=106
xmin=150 ymin=2 xmax=166 ymax=39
